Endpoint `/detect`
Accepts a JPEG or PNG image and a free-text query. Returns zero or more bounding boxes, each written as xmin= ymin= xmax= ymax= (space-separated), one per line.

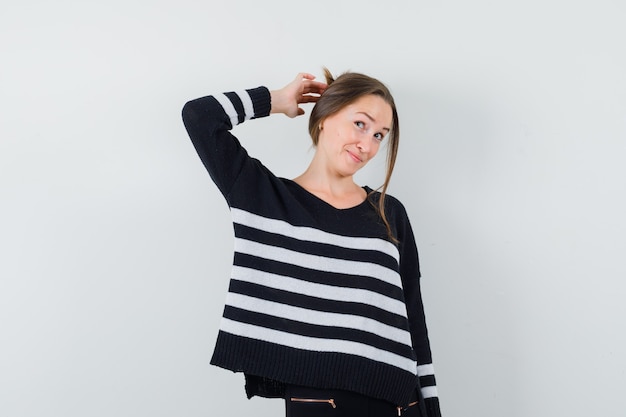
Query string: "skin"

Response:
xmin=271 ymin=73 xmax=393 ymax=209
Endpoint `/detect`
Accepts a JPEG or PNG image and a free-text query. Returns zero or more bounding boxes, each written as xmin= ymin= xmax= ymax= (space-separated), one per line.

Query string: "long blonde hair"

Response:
xmin=308 ymin=68 xmax=400 ymax=243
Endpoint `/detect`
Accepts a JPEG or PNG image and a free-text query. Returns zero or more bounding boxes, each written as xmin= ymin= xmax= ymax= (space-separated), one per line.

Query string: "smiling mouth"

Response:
xmin=347 ymin=150 xmax=362 ymax=163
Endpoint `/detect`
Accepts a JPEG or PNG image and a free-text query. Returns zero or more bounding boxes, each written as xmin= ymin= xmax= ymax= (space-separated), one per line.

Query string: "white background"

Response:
xmin=1 ymin=1 xmax=625 ymax=416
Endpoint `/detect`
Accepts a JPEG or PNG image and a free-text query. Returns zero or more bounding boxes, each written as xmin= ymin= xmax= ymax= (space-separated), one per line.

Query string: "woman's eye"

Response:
xmin=374 ymin=133 xmax=384 ymax=141
xmin=355 ymin=121 xmax=364 ymax=129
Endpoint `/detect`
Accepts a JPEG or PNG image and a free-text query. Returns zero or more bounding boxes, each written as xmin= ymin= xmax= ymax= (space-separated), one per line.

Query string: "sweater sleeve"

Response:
xmin=397 ymin=206 xmax=442 ymax=417
xmin=181 ymin=87 xmax=271 ymax=198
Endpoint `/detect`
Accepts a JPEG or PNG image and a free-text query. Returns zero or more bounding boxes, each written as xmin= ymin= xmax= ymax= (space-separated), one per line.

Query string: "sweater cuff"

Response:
xmin=424 ymin=397 xmax=442 ymax=417
xmin=246 ymin=86 xmax=271 ymax=119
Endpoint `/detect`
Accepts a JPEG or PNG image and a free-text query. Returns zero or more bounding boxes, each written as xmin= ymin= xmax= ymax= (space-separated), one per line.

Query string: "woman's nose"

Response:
xmin=356 ymin=136 xmax=370 ymax=153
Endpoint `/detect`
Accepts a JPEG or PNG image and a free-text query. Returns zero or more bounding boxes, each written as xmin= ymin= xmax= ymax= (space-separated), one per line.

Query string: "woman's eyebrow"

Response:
xmin=357 ymin=112 xmax=391 ymax=132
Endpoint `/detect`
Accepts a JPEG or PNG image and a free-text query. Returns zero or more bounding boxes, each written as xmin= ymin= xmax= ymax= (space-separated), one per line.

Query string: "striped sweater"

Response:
xmin=182 ymin=86 xmax=441 ymax=415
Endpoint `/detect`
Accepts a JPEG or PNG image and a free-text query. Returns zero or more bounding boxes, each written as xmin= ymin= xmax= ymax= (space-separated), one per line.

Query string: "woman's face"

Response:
xmin=317 ymin=94 xmax=392 ymax=178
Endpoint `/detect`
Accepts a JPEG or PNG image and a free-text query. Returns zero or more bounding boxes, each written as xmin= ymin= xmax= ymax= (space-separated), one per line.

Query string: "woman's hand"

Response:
xmin=270 ymin=73 xmax=327 ymax=118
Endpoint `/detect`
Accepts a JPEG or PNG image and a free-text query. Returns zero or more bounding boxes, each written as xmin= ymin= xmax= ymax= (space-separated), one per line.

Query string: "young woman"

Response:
xmin=182 ymin=71 xmax=442 ymax=417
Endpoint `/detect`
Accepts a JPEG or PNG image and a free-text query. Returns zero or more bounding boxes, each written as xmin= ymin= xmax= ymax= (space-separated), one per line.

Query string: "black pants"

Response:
xmin=284 ymin=385 xmax=421 ymax=417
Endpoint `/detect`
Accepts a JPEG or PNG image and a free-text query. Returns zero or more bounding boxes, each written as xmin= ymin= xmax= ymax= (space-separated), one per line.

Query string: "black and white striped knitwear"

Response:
xmin=182 ymin=86 xmax=441 ymax=415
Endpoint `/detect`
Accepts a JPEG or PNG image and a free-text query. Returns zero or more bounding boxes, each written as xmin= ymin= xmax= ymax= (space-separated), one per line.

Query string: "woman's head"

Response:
xmin=309 ymin=69 xmax=399 ymax=158
xmin=309 ymin=69 xmax=401 ymax=242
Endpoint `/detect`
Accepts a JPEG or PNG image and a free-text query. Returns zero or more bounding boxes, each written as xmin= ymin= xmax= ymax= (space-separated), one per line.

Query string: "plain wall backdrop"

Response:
xmin=1 ymin=1 xmax=625 ymax=416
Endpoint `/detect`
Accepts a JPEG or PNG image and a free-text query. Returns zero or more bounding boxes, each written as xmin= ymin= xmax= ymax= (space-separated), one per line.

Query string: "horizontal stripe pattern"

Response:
xmin=219 ymin=317 xmax=418 ymax=374
xmin=417 ymin=363 xmax=435 ymax=376
xmin=220 ymin=207 xmax=417 ymax=377
xmin=231 ymin=207 xmax=399 ymax=262
xmin=225 ymin=292 xmax=412 ymax=346
xmin=228 ymin=279 xmax=406 ymax=330
xmin=213 ymin=90 xmax=256 ymax=127
xmin=234 ymin=253 xmax=404 ymax=302
xmin=213 ymin=93 xmax=240 ymax=128
xmin=236 ymin=90 xmax=255 ymax=121
xmin=222 ymin=306 xmax=413 ymax=358
xmin=231 ymin=265 xmax=407 ymax=316
xmin=421 ymin=386 xmax=439 ymax=399
xmin=234 ymin=238 xmax=402 ymax=288
xmin=417 ymin=363 xmax=438 ymax=398
xmin=235 ymin=224 xmax=399 ymax=271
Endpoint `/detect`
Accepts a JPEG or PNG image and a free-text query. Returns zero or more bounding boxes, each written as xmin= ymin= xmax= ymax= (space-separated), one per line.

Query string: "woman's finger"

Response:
xmin=298 ymin=94 xmax=321 ymax=103
xmin=302 ymin=82 xmax=327 ymax=95
xmin=298 ymin=72 xmax=316 ymax=81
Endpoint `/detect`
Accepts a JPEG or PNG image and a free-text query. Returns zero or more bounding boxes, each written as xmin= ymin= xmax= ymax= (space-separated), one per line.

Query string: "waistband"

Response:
xmin=284 ymin=385 xmax=420 ymax=417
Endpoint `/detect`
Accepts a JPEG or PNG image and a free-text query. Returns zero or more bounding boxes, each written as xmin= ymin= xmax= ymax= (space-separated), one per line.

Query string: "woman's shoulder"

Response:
xmin=366 ymin=187 xmax=409 ymax=215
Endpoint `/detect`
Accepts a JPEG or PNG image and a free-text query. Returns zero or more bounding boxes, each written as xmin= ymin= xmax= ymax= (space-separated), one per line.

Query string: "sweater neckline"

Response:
xmin=282 ymin=178 xmax=373 ymax=212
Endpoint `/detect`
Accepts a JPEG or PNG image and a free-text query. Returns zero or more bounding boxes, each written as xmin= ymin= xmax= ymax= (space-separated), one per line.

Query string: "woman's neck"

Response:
xmin=293 ymin=165 xmax=366 ymax=209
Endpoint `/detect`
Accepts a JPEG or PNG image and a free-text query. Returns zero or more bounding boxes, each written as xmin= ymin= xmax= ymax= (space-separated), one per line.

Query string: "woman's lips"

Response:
xmin=347 ymin=150 xmax=362 ymax=163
